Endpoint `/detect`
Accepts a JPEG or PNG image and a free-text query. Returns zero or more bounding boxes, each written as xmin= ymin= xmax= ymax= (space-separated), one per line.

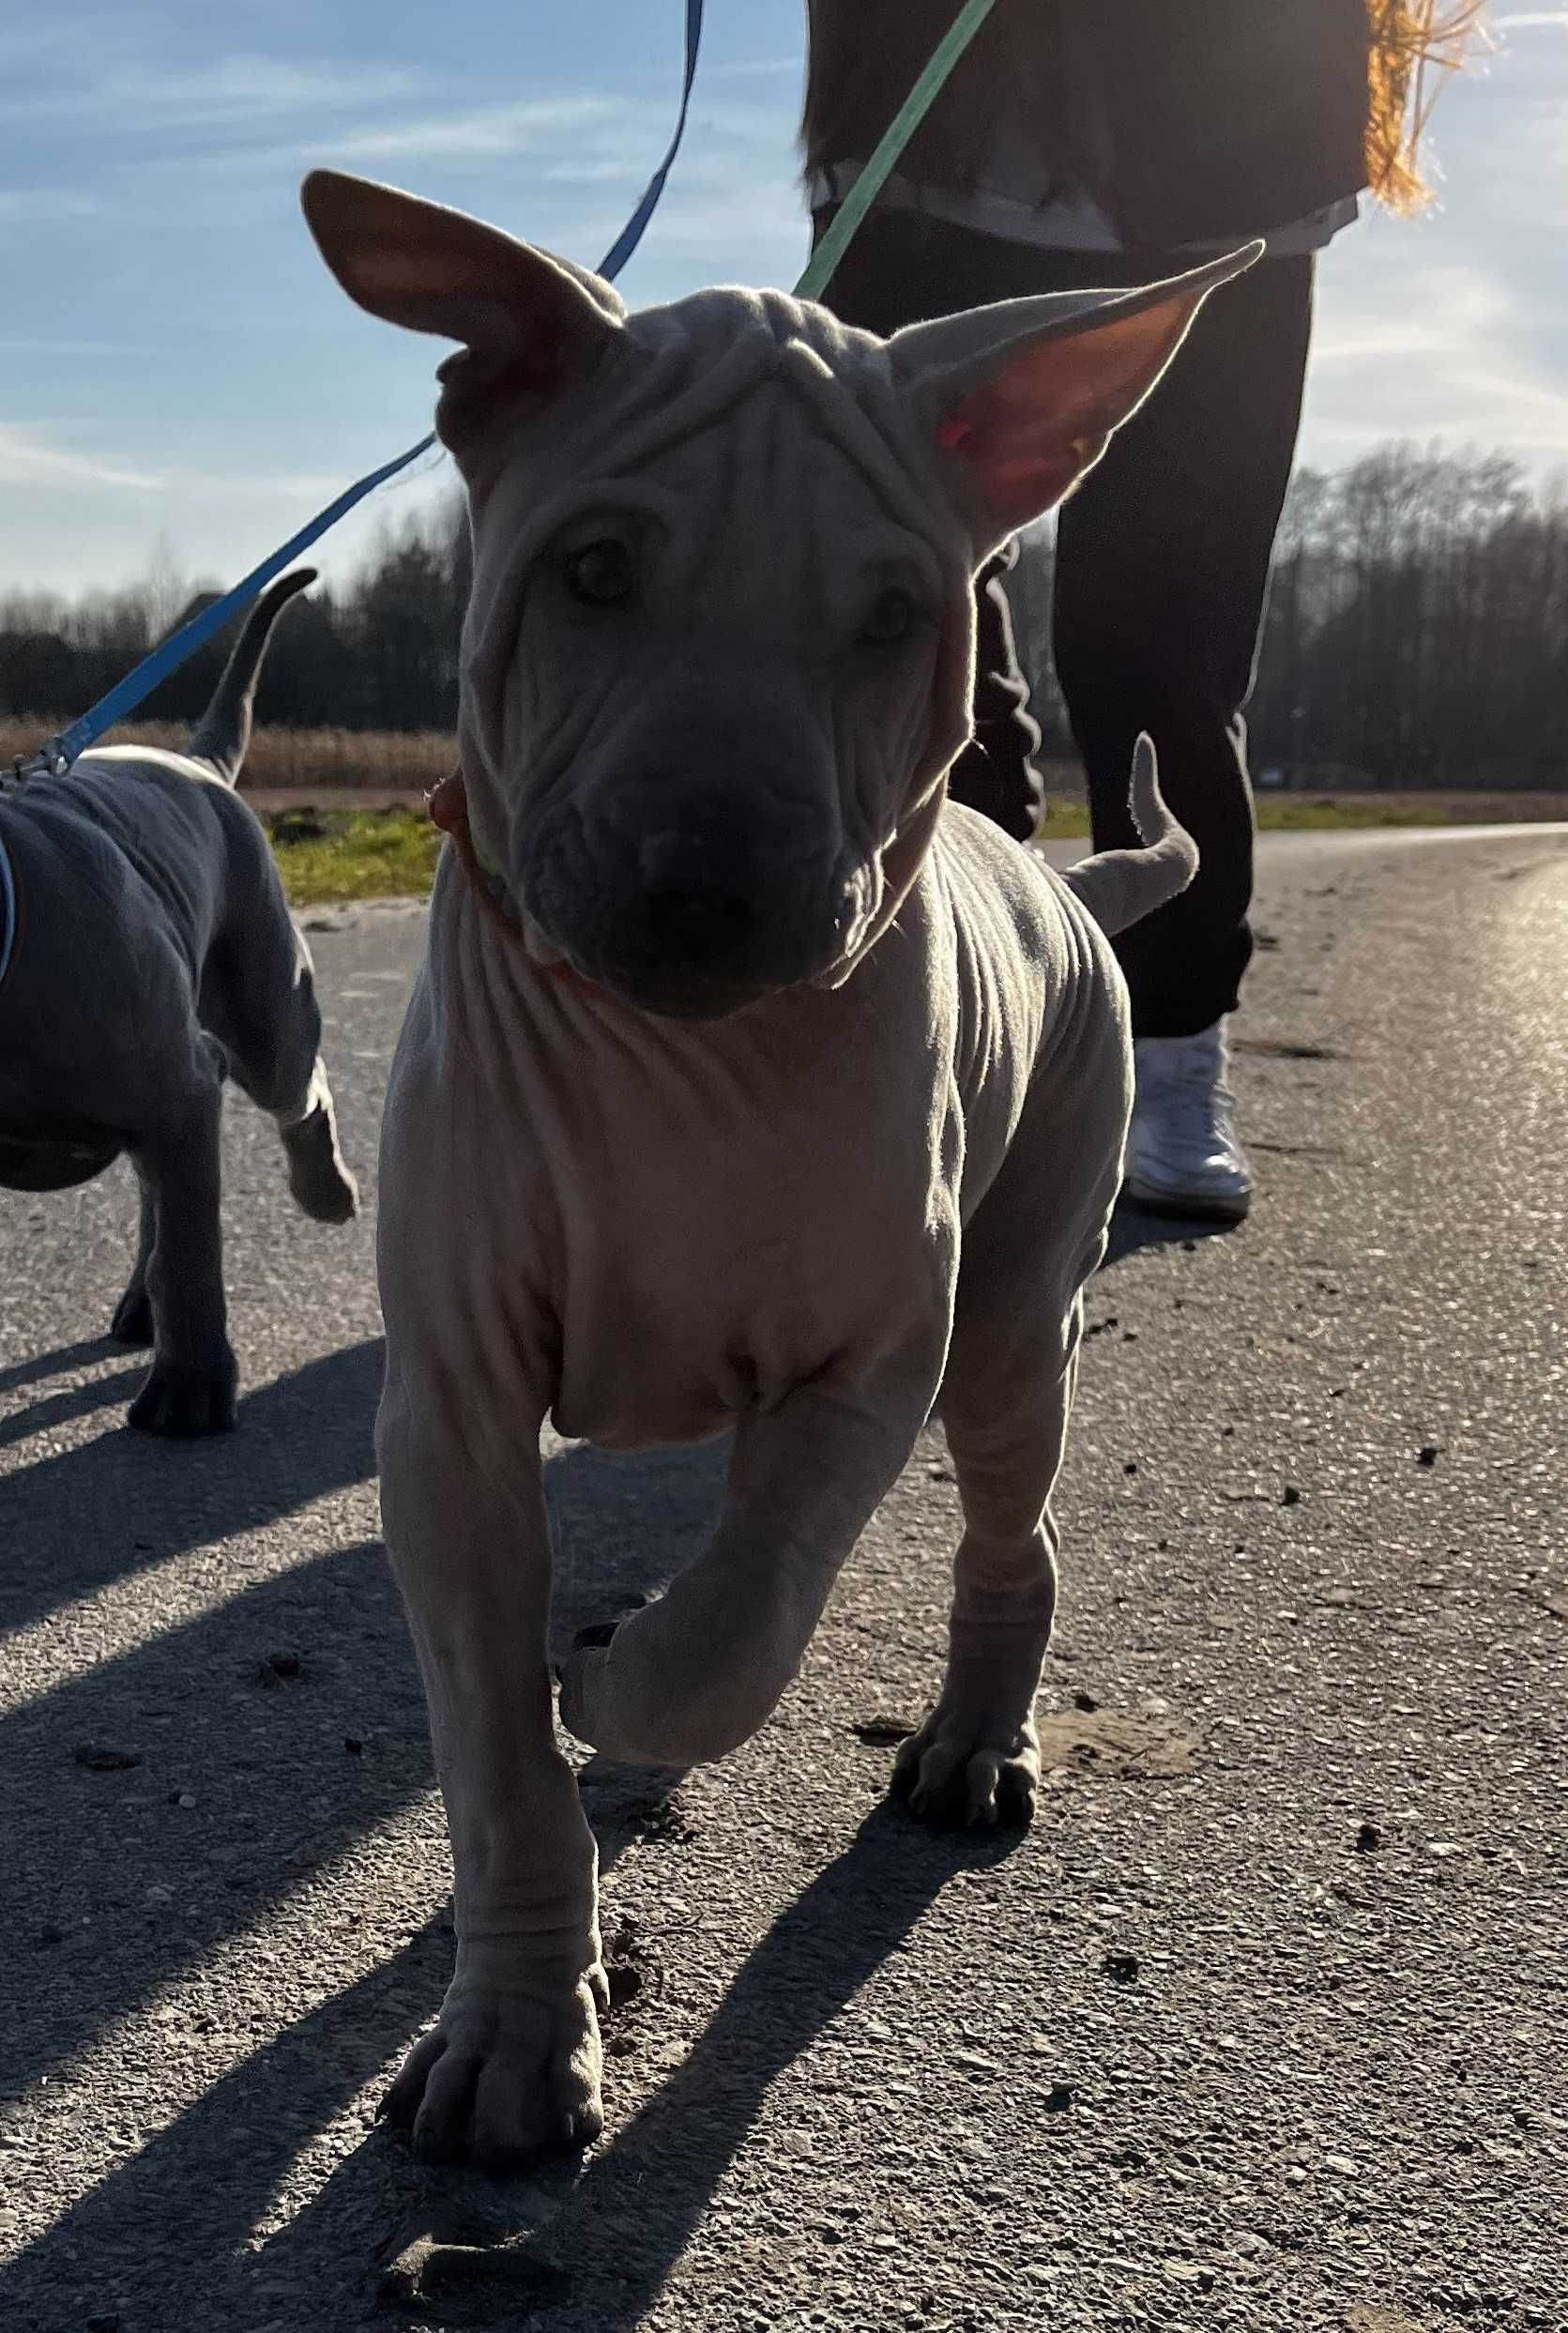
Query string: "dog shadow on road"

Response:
xmin=0 ymin=1334 xmax=388 ymax=1638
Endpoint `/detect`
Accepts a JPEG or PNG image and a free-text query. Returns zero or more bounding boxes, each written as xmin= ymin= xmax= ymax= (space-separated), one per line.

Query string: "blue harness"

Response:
xmin=0 ymin=825 xmax=16 ymax=992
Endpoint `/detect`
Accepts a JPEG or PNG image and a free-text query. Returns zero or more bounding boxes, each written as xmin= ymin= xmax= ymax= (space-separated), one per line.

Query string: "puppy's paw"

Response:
xmin=128 ymin=1352 xmax=239 ymax=1437
xmin=283 ymin=1105 xmax=359 ymax=1226
xmin=110 ymin=1283 xmax=154 ymax=1347
xmin=891 ymin=1707 xmax=1042 ymax=1830
xmin=382 ymin=1970 xmax=607 ymax=2169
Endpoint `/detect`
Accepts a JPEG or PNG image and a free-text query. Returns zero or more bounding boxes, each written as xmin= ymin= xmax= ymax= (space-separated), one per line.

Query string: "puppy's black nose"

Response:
xmin=633 ymin=834 xmax=758 ymax=970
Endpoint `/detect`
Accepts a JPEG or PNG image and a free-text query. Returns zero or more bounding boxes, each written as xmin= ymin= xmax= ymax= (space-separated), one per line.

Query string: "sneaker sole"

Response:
xmin=1122 ymin=1177 xmax=1251 ymax=1227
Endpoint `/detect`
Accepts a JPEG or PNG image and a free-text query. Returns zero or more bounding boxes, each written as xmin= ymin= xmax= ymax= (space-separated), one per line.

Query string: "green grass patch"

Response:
xmin=269 ymin=807 xmax=443 ymax=905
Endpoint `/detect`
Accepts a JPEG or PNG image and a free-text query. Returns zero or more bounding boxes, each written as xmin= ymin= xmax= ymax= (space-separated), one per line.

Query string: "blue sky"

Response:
xmin=3 ymin=3 xmax=1565 ymax=600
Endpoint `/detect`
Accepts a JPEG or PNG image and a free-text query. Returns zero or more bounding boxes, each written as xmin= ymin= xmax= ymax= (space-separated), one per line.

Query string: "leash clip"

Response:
xmin=2 ymin=739 xmax=69 ymax=792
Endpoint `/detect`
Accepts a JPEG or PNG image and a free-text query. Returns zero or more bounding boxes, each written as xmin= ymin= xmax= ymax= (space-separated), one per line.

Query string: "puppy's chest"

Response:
xmin=513 ymin=1029 xmax=948 ymax=1448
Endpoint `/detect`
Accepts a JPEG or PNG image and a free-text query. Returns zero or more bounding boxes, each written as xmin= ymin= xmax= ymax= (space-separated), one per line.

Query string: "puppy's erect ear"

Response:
xmin=887 ymin=244 xmax=1262 ymax=550
xmin=300 ymin=170 xmax=625 ymax=445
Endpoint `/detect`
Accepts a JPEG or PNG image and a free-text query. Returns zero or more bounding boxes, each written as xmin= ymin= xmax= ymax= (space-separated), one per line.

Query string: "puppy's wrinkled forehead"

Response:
xmin=474 ymin=285 xmax=949 ymax=588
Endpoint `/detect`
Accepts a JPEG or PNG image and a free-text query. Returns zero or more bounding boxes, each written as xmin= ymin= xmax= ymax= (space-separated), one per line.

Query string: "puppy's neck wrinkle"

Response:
xmin=427 ymin=770 xmax=602 ymax=1000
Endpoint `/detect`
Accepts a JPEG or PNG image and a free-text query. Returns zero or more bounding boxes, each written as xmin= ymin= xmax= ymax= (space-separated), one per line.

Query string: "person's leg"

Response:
xmin=1052 ymin=255 xmax=1315 ymax=1037
xmin=961 ymin=541 xmax=1044 ymax=842
xmin=1051 ymin=254 xmax=1314 ymax=1220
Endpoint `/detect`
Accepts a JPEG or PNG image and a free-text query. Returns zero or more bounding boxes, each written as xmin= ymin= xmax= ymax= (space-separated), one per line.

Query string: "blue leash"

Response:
xmin=16 ymin=0 xmax=705 ymax=782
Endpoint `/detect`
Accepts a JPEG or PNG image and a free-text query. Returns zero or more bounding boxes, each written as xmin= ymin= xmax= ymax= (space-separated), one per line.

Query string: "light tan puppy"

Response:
xmin=304 ymin=170 xmax=1253 ymax=2165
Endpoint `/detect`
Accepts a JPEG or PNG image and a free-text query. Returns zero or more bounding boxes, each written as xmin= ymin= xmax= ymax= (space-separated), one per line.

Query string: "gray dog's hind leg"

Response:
xmin=206 ymin=833 xmax=358 ymax=1225
xmin=128 ymin=1072 xmax=239 ymax=1436
xmin=109 ymin=1165 xmax=157 ymax=1346
xmin=276 ymin=1055 xmax=358 ymax=1226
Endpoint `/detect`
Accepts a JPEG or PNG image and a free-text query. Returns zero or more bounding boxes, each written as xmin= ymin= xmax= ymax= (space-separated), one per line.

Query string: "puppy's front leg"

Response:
xmin=560 ymin=1343 xmax=946 ymax=1769
xmin=377 ymin=1365 xmax=605 ymax=2165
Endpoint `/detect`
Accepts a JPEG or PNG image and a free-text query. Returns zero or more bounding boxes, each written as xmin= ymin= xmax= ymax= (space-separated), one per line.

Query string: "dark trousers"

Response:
xmin=818 ymin=207 xmax=1315 ymax=1037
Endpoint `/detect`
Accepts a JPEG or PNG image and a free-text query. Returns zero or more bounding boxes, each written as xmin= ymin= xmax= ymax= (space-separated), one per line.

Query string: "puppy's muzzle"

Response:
xmin=632 ymin=832 xmax=760 ymax=973
xmin=574 ymin=824 xmax=846 ymax=1017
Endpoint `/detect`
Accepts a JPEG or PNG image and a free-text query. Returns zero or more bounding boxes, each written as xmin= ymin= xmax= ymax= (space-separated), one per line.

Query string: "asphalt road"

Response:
xmin=2 ymin=830 xmax=1565 ymax=2333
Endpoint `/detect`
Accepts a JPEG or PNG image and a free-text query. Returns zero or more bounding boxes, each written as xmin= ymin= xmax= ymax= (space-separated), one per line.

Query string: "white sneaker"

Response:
xmin=1124 ymin=1020 xmax=1253 ymax=1223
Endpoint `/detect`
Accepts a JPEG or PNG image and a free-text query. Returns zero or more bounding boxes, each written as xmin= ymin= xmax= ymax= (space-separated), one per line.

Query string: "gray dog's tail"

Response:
xmin=188 ymin=568 xmax=315 ymax=784
xmin=1059 ymin=735 xmax=1199 ymax=938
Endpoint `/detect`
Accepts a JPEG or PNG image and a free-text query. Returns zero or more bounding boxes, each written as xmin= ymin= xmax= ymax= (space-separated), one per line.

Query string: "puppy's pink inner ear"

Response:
xmin=932 ymin=291 xmax=1205 ymax=537
xmin=936 ymin=396 xmax=1096 ymax=525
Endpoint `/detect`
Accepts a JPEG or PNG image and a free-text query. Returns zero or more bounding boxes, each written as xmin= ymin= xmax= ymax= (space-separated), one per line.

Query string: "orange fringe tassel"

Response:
xmin=1367 ymin=1 xmax=1491 ymax=211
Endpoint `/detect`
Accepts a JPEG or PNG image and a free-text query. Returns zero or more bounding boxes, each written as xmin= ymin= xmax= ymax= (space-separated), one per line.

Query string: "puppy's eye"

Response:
xmin=860 ymin=587 xmax=917 ymax=646
xmin=563 ymin=539 xmax=635 ymax=607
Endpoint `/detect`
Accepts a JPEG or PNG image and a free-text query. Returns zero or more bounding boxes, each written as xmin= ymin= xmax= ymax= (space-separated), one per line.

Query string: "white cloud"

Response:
xmin=0 ymin=423 xmax=379 ymax=508
xmin=0 ymin=53 xmax=418 ymax=132
xmin=0 ymin=422 xmax=162 ymax=493
xmin=286 ymin=91 xmax=620 ymax=166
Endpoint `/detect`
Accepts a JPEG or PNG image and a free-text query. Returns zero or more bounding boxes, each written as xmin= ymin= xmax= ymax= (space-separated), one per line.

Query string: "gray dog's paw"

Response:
xmin=891 ymin=1708 xmax=1042 ymax=1830
xmin=128 ymin=1354 xmax=239 ymax=1438
xmin=284 ymin=1106 xmax=359 ymax=1226
xmin=382 ymin=1972 xmax=607 ymax=2169
xmin=110 ymin=1284 xmax=154 ymax=1347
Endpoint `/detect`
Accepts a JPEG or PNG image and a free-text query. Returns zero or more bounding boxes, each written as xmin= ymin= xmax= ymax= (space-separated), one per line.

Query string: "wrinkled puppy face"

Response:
xmin=462 ymin=365 xmax=960 ymax=1016
xmin=301 ymin=171 xmax=1256 ymax=1016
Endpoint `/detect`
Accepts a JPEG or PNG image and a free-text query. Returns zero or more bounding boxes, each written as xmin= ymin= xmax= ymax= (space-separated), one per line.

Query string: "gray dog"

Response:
xmin=0 ymin=572 xmax=357 ymax=1434
xmin=303 ymin=169 xmax=1255 ymax=2163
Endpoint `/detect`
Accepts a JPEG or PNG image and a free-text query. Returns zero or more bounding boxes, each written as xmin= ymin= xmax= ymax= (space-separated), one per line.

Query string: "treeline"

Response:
xmin=1012 ymin=442 xmax=1568 ymax=790
xmin=0 ymin=511 xmax=472 ymax=740
xmin=4 ymin=443 xmax=1565 ymax=788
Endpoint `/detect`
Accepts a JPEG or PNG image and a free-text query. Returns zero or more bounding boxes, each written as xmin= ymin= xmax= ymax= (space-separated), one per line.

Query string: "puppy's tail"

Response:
xmin=1059 ymin=735 xmax=1198 ymax=938
xmin=188 ymin=568 xmax=316 ymax=785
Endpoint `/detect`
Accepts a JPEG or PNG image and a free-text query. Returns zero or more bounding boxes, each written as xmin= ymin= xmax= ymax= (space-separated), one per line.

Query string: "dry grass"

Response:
xmin=0 ymin=718 xmax=453 ymax=794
